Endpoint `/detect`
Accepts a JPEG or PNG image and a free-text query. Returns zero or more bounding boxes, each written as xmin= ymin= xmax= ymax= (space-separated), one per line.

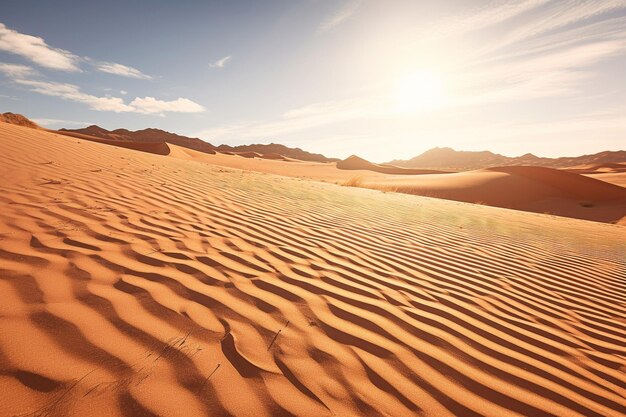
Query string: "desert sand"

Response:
xmin=166 ymin=144 xmax=626 ymax=225
xmin=1 ymin=121 xmax=625 ymax=417
xmin=50 ymin=123 xmax=626 ymax=225
xmin=568 ymin=163 xmax=626 ymax=188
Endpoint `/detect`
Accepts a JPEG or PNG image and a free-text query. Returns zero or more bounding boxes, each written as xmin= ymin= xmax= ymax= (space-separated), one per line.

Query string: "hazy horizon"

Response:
xmin=1 ymin=0 xmax=625 ymax=163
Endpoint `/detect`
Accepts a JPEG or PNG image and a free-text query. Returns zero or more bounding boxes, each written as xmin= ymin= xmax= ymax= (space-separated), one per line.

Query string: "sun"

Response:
xmin=393 ymin=70 xmax=446 ymax=113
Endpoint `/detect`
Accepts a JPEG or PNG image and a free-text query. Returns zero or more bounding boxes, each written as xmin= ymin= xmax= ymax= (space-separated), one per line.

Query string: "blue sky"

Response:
xmin=1 ymin=0 xmax=625 ymax=162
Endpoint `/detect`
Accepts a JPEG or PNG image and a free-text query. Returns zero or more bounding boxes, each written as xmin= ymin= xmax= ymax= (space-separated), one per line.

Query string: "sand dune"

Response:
xmin=565 ymin=163 xmax=626 ymax=188
xmin=584 ymin=173 xmax=626 ymax=188
xmin=5 ymin=114 xmax=624 ymax=224
xmin=160 ymin=148 xmax=626 ymax=224
xmin=53 ymin=129 xmax=171 ymax=156
xmin=53 ymin=129 xmax=295 ymax=162
xmin=565 ymin=162 xmax=626 ymax=174
xmin=337 ymin=155 xmax=448 ymax=175
xmin=0 ymin=113 xmax=43 ymax=130
xmin=340 ymin=166 xmax=626 ymax=224
xmin=1 ymin=121 xmax=625 ymax=417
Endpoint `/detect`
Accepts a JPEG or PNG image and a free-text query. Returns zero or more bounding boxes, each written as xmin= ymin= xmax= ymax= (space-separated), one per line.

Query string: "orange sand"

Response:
xmin=1 ymin=121 xmax=625 ymax=417
xmin=165 ymin=145 xmax=626 ymax=224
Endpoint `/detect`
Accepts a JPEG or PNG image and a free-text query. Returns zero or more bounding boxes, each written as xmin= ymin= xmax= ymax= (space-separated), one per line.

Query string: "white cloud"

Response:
xmin=0 ymin=23 xmax=152 ymax=79
xmin=209 ymin=55 xmax=232 ymax=68
xmin=199 ymin=8 xmax=626 ymax=145
xmin=0 ymin=68 xmax=205 ymax=115
xmin=431 ymin=0 xmax=550 ymax=39
xmin=129 ymin=96 xmax=205 ymax=114
xmin=396 ymin=1 xmax=626 ymax=110
xmin=0 ymin=23 xmax=80 ymax=71
xmin=18 ymin=78 xmax=205 ymax=114
xmin=95 ymin=62 xmax=152 ymax=79
xmin=318 ymin=0 xmax=363 ymax=33
xmin=0 ymin=62 xmax=37 ymax=78
xmin=14 ymin=78 xmax=135 ymax=112
xmin=120 ymin=90 xmax=128 ymax=95
xmin=472 ymin=0 xmax=626 ymax=57
xmin=0 ymin=93 xmax=19 ymax=100
xmin=200 ymin=30 xmax=626 ymax=141
xmin=448 ymin=38 xmax=626 ymax=106
xmin=32 ymin=118 xmax=88 ymax=127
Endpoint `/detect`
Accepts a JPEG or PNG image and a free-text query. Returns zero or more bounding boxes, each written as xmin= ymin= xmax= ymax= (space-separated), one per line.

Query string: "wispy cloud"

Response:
xmin=17 ymin=78 xmax=204 ymax=115
xmin=0 ymin=64 xmax=204 ymax=115
xmin=13 ymin=78 xmax=135 ymax=112
xmin=0 ymin=62 xmax=37 ymax=78
xmin=421 ymin=107 xmax=626 ymax=154
xmin=0 ymin=22 xmax=152 ymax=79
xmin=32 ymin=118 xmax=88 ymax=128
xmin=95 ymin=62 xmax=152 ymax=79
xmin=470 ymin=0 xmax=626 ymax=58
xmin=0 ymin=23 xmax=198 ymax=115
xmin=431 ymin=0 xmax=550 ymax=39
xmin=129 ymin=97 xmax=205 ymax=114
xmin=0 ymin=23 xmax=80 ymax=71
xmin=450 ymin=38 xmax=626 ymax=106
xmin=209 ymin=55 xmax=232 ymax=68
xmin=318 ymin=0 xmax=363 ymax=34
xmin=396 ymin=1 xmax=626 ymax=109
xmin=198 ymin=96 xmax=381 ymax=140
xmin=200 ymin=1 xmax=626 ymax=152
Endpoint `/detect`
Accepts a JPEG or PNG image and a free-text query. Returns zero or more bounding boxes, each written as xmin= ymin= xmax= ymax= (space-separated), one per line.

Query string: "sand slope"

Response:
xmin=354 ymin=166 xmax=626 ymax=224
xmin=157 ymin=147 xmax=626 ymax=224
xmin=1 ymin=122 xmax=625 ymax=417
xmin=53 ymin=129 xmax=171 ymax=156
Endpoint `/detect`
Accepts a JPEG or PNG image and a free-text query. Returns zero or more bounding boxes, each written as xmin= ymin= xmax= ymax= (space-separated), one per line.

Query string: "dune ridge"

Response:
xmin=348 ymin=165 xmax=626 ymax=224
xmin=53 ymin=129 xmax=171 ymax=156
xmin=0 ymin=113 xmax=43 ymax=130
xmin=337 ymin=155 xmax=448 ymax=175
xmin=0 ymin=122 xmax=625 ymax=417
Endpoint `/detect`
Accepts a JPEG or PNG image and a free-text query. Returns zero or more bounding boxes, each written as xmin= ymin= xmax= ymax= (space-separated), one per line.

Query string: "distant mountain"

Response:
xmin=389 ymin=147 xmax=626 ymax=170
xmin=0 ymin=112 xmax=42 ymax=129
xmin=60 ymin=125 xmax=336 ymax=162
xmin=60 ymin=125 xmax=218 ymax=155
xmin=215 ymin=143 xmax=338 ymax=163
xmin=337 ymin=155 xmax=447 ymax=174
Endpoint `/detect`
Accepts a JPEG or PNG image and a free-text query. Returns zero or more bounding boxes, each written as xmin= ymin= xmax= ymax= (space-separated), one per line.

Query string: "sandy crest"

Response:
xmin=165 ymin=145 xmax=626 ymax=224
xmin=0 ymin=122 xmax=625 ymax=417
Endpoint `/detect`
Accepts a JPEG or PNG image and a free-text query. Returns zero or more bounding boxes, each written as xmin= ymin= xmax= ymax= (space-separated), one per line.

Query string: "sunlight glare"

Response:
xmin=393 ymin=70 xmax=446 ymax=113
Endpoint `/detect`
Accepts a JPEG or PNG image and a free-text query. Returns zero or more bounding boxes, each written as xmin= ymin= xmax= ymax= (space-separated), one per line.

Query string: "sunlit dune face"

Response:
xmin=393 ymin=70 xmax=446 ymax=113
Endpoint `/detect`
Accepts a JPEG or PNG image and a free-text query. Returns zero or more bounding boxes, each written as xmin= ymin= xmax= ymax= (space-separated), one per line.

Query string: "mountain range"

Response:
xmin=59 ymin=125 xmax=337 ymax=163
xmin=2 ymin=113 xmax=624 ymax=169
xmin=388 ymin=147 xmax=626 ymax=170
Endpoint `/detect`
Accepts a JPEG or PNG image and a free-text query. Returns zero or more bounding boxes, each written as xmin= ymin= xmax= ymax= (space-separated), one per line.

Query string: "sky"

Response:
xmin=1 ymin=0 xmax=625 ymax=162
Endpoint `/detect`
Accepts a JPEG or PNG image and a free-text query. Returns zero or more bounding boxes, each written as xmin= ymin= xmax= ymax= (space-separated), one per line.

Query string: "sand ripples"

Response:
xmin=0 ymin=123 xmax=625 ymax=417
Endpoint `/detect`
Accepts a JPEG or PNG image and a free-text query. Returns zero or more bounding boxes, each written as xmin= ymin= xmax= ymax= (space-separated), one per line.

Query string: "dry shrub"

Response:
xmin=343 ymin=176 xmax=363 ymax=187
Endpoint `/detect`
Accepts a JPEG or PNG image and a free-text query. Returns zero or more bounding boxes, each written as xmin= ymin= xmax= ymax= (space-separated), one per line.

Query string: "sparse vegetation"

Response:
xmin=343 ymin=176 xmax=363 ymax=187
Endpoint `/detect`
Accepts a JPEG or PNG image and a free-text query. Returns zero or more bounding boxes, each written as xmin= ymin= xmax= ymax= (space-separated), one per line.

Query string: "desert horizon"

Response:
xmin=1 ymin=2 xmax=625 ymax=417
